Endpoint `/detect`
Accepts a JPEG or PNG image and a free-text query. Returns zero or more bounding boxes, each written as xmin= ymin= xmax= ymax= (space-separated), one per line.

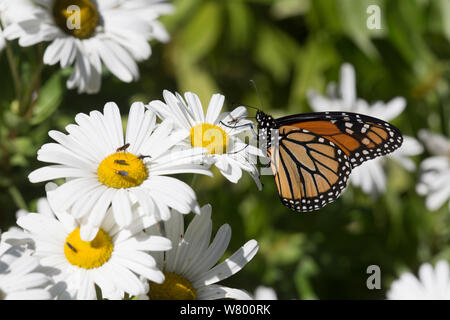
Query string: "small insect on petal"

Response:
xmin=66 ymin=242 xmax=77 ymax=253
xmin=116 ymin=143 xmax=130 ymax=152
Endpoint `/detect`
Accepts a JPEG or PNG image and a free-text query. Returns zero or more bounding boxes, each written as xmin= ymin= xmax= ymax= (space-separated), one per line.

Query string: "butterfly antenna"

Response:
xmin=245 ymin=105 xmax=260 ymax=111
xmin=250 ymin=80 xmax=264 ymax=112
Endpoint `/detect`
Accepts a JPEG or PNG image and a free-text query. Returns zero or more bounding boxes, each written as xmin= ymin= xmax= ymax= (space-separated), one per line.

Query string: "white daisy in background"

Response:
xmin=0 ymin=243 xmax=52 ymax=300
xmin=148 ymin=90 xmax=263 ymax=189
xmin=0 ymin=0 xmax=8 ymax=52
xmin=387 ymin=260 xmax=450 ymax=300
xmin=416 ymin=130 xmax=450 ymax=211
xmin=143 ymin=205 xmax=259 ymax=300
xmin=253 ymin=285 xmax=278 ymax=300
xmin=0 ymin=197 xmax=59 ymax=254
xmin=307 ymin=63 xmax=423 ymax=195
xmin=2 ymin=0 xmax=173 ymax=93
xmin=15 ymin=183 xmax=172 ymax=300
xmin=28 ymin=101 xmax=211 ymax=241
xmin=120 ymin=0 xmax=173 ymax=43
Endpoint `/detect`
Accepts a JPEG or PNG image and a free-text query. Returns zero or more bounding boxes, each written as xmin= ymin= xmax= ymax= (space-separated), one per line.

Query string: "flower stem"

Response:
xmin=8 ymin=185 xmax=28 ymax=211
xmin=5 ymin=41 xmax=22 ymax=103
xmin=21 ymin=44 xmax=45 ymax=118
xmin=190 ymin=174 xmax=198 ymax=188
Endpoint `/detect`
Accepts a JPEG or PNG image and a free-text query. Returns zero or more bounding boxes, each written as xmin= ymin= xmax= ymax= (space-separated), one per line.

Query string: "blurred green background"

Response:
xmin=1 ymin=0 xmax=449 ymax=299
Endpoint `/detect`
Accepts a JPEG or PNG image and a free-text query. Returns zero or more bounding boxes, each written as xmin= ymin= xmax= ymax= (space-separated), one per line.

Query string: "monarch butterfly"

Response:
xmin=255 ymin=110 xmax=403 ymax=212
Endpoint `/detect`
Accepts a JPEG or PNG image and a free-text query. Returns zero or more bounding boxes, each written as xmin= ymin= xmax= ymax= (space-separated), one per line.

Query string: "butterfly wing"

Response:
xmin=275 ymin=111 xmax=403 ymax=168
xmin=268 ymin=126 xmax=352 ymax=212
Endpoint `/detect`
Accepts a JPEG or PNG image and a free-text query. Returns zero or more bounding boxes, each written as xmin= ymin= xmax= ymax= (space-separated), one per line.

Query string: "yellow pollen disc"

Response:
xmin=53 ymin=0 xmax=99 ymax=39
xmin=149 ymin=272 xmax=197 ymax=300
xmin=190 ymin=123 xmax=229 ymax=155
xmin=64 ymin=228 xmax=113 ymax=269
xmin=97 ymin=152 xmax=148 ymax=189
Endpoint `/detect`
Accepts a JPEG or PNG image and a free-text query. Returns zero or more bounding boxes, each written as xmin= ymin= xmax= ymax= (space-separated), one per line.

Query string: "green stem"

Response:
xmin=5 ymin=41 xmax=22 ymax=102
xmin=8 ymin=185 xmax=28 ymax=211
xmin=21 ymin=44 xmax=45 ymax=118
xmin=439 ymin=91 xmax=448 ymax=137
xmin=190 ymin=174 xmax=198 ymax=188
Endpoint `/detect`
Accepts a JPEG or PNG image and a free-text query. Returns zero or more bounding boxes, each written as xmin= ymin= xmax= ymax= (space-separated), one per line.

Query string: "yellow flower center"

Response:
xmin=52 ymin=0 xmax=99 ymax=39
xmin=190 ymin=123 xmax=229 ymax=155
xmin=97 ymin=152 xmax=148 ymax=189
xmin=64 ymin=228 xmax=113 ymax=269
xmin=149 ymin=272 xmax=197 ymax=300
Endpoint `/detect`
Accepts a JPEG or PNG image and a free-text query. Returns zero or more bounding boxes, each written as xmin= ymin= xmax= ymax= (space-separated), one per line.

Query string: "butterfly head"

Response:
xmin=256 ymin=110 xmax=276 ymax=129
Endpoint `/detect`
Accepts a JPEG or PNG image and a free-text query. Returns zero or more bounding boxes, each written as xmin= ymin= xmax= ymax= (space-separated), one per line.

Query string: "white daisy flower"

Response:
xmin=15 ymin=183 xmax=172 ymax=300
xmin=307 ymin=63 xmax=423 ymax=195
xmin=148 ymin=90 xmax=263 ymax=189
xmin=253 ymin=285 xmax=278 ymax=300
xmin=416 ymin=130 xmax=450 ymax=211
xmin=0 ymin=0 xmax=9 ymax=52
xmin=0 ymin=197 xmax=60 ymax=254
xmin=0 ymin=243 xmax=52 ymax=300
xmin=387 ymin=260 xmax=450 ymax=300
xmin=143 ymin=205 xmax=259 ymax=300
xmin=119 ymin=0 xmax=173 ymax=43
xmin=2 ymin=0 xmax=173 ymax=93
xmin=28 ymin=101 xmax=211 ymax=241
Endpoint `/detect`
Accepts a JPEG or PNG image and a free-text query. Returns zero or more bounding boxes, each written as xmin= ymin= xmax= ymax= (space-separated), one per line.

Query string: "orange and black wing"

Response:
xmin=276 ymin=111 xmax=403 ymax=169
xmin=268 ymin=126 xmax=352 ymax=212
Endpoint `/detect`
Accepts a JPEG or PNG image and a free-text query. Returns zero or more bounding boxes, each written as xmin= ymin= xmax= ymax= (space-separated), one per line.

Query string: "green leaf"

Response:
xmin=308 ymin=0 xmax=343 ymax=32
xmin=12 ymin=136 xmax=35 ymax=156
xmin=176 ymin=63 xmax=219 ymax=106
xmin=385 ymin=0 xmax=434 ymax=72
xmin=3 ymin=108 xmax=22 ymax=129
xmin=337 ymin=0 xmax=383 ymax=58
xmin=226 ymin=0 xmax=254 ymax=50
xmin=254 ymin=25 xmax=299 ymax=83
xmin=294 ymin=257 xmax=318 ymax=299
xmin=30 ymin=72 xmax=64 ymax=125
xmin=10 ymin=153 xmax=28 ymax=167
xmin=440 ymin=0 xmax=450 ymax=41
xmin=179 ymin=1 xmax=222 ymax=63
xmin=271 ymin=0 xmax=311 ymax=19
xmin=162 ymin=0 xmax=204 ymax=30
xmin=289 ymin=38 xmax=338 ymax=111
xmin=261 ymin=232 xmax=304 ymax=265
